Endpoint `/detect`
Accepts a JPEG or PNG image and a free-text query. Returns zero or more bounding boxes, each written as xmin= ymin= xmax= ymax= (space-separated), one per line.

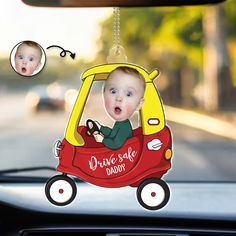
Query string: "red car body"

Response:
xmin=57 ymin=125 xmax=172 ymax=188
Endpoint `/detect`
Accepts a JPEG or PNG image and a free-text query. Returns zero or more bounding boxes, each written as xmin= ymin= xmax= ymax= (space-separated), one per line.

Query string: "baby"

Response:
xmin=14 ymin=41 xmax=42 ymax=76
xmin=94 ymin=66 xmax=146 ymax=150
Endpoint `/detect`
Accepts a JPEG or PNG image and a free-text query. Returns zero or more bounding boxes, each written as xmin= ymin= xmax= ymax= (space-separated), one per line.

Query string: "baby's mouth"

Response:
xmin=21 ymin=67 xmax=27 ymax=73
xmin=114 ymin=106 xmax=122 ymax=115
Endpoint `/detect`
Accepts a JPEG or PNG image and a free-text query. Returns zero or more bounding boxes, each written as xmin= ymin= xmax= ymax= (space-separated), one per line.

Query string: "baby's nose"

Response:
xmin=116 ymin=94 xmax=123 ymax=102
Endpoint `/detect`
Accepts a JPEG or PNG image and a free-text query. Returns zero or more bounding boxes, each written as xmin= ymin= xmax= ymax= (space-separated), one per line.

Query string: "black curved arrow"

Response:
xmin=47 ymin=45 xmax=76 ymax=59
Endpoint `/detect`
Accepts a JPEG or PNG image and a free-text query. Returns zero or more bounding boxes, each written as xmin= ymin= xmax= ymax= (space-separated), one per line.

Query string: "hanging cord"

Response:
xmin=107 ymin=7 xmax=127 ymax=63
xmin=113 ymin=7 xmax=120 ymax=54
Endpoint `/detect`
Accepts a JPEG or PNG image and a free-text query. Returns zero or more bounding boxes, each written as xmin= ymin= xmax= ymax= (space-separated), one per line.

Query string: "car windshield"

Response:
xmin=0 ymin=0 xmax=236 ymax=183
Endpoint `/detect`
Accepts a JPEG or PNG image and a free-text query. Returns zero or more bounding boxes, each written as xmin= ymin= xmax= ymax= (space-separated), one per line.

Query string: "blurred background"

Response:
xmin=0 ymin=0 xmax=236 ymax=180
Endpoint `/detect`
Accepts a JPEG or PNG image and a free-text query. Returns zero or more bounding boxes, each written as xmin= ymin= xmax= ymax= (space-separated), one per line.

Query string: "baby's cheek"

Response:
xmin=15 ymin=62 xmax=20 ymax=69
xmin=125 ymin=103 xmax=136 ymax=117
xmin=29 ymin=64 xmax=38 ymax=74
xmin=104 ymin=98 xmax=112 ymax=112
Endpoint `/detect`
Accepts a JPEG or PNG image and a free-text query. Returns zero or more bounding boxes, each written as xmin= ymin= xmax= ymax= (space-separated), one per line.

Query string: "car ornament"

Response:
xmin=45 ymin=8 xmax=173 ymax=211
xmin=45 ymin=62 xmax=173 ymax=211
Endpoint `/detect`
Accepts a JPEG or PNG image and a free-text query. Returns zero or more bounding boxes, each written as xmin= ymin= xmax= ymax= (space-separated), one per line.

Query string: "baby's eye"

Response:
xmin=126 ymin=91 xmax=133 ymax=97
xmin=29 ymin=57 xmax=34 ymax=62
xmin=110 ymin=88 xmax=117 ymax=94
xmin=18 ymin=55 xmax=23 ymax=60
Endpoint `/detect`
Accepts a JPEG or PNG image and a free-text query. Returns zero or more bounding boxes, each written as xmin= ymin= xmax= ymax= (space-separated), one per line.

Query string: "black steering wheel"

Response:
xmin=86 ymin=119 xmax=100 ymax=136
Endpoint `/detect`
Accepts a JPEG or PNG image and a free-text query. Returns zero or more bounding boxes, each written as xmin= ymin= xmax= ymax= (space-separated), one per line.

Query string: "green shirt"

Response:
xmin=100 ymin=119 xmax=133 ymax=150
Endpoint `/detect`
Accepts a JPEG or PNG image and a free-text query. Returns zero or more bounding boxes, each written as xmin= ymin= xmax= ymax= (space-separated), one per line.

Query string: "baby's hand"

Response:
xmin=94 ymin=133 xmax=104 ymax=143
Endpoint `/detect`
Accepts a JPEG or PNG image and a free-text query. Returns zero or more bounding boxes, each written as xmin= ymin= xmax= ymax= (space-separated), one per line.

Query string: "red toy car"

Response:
xmin=45 ymin=63 xmax=173 ymax=210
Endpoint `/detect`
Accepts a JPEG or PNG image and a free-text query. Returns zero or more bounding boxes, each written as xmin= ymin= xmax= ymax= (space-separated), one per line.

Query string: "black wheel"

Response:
xmin=45 ymin=175 xmax=77 ymax=206
xmin=136 ymin=179 xmax=170 ymax=210
xmin=86 ymin=119 xmax=100 ymax=136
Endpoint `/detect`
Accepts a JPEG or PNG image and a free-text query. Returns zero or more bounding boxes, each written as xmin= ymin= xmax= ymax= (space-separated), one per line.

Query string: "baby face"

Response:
xmin=15 ymin=44 xmax=41 ymax=76
xmin=103 ymin=70 xmax=145 ymax=122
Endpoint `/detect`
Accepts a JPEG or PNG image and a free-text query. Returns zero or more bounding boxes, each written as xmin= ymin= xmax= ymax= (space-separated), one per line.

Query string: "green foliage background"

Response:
xmin=96 ymin=1 xmax=236 ymax=85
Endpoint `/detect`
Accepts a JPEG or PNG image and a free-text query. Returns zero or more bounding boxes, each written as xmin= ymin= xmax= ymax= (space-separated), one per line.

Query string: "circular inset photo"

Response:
xmin=10 ymin=40 xmax=46 ymax=77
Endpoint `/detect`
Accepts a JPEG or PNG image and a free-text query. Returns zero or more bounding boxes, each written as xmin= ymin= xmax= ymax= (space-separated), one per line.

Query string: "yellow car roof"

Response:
xmin=82 ymin=63 xmax=159 ymax=83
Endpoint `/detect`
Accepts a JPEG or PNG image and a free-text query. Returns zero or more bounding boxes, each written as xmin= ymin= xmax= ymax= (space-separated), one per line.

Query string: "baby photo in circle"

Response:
xmin=10 ymin=40 xmax=46 ymax=77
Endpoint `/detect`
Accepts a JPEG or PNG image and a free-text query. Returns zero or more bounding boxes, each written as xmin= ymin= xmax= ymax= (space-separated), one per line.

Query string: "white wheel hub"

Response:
xmin=49 ymin=179 xmax=73 ymax=203
xmin=141 ymin=183 xmax=165 ymax=207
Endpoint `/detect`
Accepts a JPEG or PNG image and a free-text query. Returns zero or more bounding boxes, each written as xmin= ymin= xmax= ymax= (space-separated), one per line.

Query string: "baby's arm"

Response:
xmin=103 ymin=133 xmax=125 ymax=150
xmin=100 ymin=126 xmax=113 ymax=136
xmin=102 ymin=121 xmax=132 ymax=150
